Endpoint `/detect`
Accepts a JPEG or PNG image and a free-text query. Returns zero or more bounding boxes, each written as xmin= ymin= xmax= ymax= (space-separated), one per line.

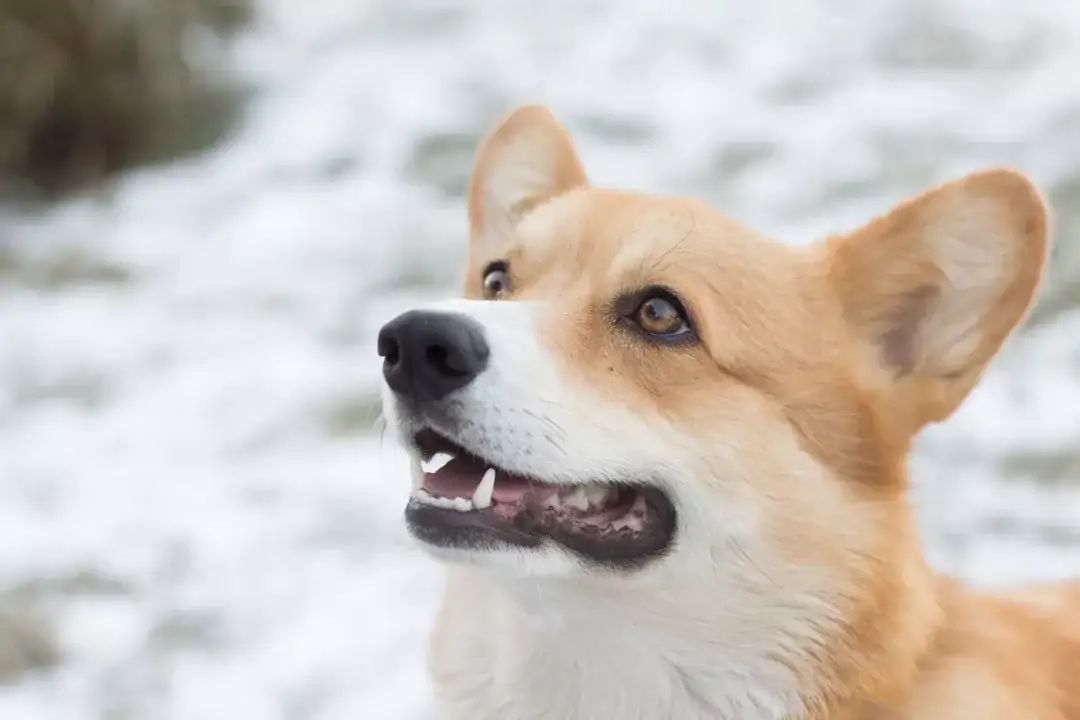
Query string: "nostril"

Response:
xmin=425 ymin=344 xmax=467 ymax=377
xmin=377 ymin=332 xmax=400 ymax=366
xmin=378 ymin=311 xmax=488 ymax=400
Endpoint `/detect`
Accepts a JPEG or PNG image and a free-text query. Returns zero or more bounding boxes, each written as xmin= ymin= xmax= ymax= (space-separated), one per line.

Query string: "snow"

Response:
xmin=3 ymin=0 xmax=1080 ymax=717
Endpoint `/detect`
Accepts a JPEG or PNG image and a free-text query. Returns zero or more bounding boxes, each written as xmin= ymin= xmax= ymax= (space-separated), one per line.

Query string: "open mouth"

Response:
xmin=404 ymin=429 xmax=677 ymax=567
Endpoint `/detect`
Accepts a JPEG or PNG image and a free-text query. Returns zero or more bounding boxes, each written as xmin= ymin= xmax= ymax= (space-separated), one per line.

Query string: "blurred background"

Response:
xmin=2 ymin=0 xmax=1080 ymax=718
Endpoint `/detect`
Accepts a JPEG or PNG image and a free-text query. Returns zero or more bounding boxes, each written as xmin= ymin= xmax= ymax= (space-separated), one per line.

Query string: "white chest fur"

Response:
xmin=428 ymin=570 xmax=808 ymax=720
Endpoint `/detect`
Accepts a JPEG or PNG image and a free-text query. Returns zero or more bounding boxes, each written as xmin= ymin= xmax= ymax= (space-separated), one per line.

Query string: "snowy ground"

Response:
xmin=3 ymin=1 xmax=1080 ymax=718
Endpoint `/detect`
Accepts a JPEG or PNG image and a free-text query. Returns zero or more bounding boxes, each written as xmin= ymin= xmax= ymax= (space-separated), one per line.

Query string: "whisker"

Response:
xmin=522 ymin=407 xmax=569 ymax=440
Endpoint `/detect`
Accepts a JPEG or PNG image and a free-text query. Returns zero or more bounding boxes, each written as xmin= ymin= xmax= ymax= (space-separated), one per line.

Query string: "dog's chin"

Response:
xmin=402 ymin=428 xmax=678 ymax=572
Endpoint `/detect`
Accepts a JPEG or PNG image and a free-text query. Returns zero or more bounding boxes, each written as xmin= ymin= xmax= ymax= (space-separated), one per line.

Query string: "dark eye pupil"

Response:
xmin=647 ymin=299 xmax=668 ymax=319
xmin=485 ymin=270 xmax=506 ymax=293
xmin=627 ymin=291 xmax=694 ymax=342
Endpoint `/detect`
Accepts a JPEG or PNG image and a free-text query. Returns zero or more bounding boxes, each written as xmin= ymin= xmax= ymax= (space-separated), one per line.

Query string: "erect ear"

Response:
xmin=467 ymin=105 xmax=587 ymax=254
xmin=827 ymin=168 xmax=1049 ymax=427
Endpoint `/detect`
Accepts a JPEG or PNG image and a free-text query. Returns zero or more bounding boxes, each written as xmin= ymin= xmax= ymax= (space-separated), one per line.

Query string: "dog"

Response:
xmin=377 ymin=104 xmax=1080 ymax=719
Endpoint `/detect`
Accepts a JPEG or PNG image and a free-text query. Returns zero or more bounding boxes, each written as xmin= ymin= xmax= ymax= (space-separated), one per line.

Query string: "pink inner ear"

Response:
xmin=468 ymin=106 xmax=588 ymax=251
xmin=875 ymin=283 xmax=939 ymax=376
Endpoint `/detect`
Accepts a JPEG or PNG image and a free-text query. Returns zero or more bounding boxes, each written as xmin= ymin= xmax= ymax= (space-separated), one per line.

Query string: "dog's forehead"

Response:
xmin=505 ymin=188 xmax=794 ymax=288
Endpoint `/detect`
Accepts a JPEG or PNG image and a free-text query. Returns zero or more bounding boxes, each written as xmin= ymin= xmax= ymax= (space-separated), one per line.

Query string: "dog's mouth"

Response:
xmin=404 ymin=429 xmax=677 ymax=567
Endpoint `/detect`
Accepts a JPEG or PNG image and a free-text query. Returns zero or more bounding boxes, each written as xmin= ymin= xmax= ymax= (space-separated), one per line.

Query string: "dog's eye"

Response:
xmin=481 ymin=261 xmax=510 ymax=299
xmin=632 ymin=293 xmax=693 ymax=340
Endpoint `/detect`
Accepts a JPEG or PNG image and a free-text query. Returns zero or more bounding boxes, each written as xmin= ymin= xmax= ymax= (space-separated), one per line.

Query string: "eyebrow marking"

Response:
xmin=637 ymin=211 xmax=696 ymax=279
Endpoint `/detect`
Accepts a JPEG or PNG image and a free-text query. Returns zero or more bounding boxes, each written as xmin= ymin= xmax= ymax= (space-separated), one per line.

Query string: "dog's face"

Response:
xmin=379 ymin=106 xmax=1048 ymax=587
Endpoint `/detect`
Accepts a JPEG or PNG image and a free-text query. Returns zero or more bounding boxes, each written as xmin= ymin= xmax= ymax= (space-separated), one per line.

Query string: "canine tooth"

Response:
xmin=410 ymin=462 xmax=425 ymax=488
xmin=473 ymin=468 xmax=495 ymax=509
xmin=421 ymin=452 xmax=455 ymax=474
xmin=452 ymin=497 xmax=473 ymax=512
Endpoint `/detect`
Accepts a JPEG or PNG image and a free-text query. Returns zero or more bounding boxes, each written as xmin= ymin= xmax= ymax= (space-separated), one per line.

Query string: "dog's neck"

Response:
xmin=433 ymin=545 xmax=942 ymax=720
xmin=504 ymin=575 xmax=811 ymax=717
xmin=433 ymin=568 xmax=805 ymax=719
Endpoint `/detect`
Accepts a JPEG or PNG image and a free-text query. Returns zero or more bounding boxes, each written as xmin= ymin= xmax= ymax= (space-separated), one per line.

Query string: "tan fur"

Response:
xmin=422 ymin=104 xmax=1075 ymax=719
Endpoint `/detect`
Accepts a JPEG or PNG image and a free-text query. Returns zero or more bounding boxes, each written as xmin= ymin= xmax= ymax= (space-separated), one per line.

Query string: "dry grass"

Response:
xmin=0 ymin=591 xmax=58 ymax=684
xmin=0 ymin=0 xmax=253 ymax=199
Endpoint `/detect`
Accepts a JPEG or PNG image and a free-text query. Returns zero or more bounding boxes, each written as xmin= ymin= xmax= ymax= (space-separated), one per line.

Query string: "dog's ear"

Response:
xmin=827 ymin=168 xmax=1049 ymax=427
xmin=467 ymin=105 xmax=587 ymax=254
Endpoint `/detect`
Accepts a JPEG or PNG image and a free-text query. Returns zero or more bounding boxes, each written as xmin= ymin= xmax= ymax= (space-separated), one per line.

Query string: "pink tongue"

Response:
xmin=422 ymin=456 xmax=540 ymax=503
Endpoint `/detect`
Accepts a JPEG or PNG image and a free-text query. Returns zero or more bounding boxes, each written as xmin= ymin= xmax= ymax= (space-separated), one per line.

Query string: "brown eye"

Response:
xmin=632 ymin=293 xmax=693 ymax=340
xmin=481 ymin=262 xmax=510 ymax=299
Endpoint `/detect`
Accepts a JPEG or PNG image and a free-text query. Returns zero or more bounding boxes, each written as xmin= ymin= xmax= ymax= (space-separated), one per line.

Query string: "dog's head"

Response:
xmin=379 ymin=105 xmax=1048 ymax=587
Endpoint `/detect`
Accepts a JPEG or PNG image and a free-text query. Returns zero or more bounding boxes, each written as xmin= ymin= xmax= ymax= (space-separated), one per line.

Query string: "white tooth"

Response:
xmin=452 ymin=497 xmax=473 ymax=512
xmin=412 ymin=489 xmax=438 ymax=507
xmin=429 ymin=496 xmax=453 ymax=509
xmin=565 ymin=488 xmax=589 ymax=511
xmin=585 ymin=486 xmax=609 ymax=507
xmin=472 ymin=468 xmax=496 ymax=509
xmin=420 ymin=452 xmax=456 ymax=474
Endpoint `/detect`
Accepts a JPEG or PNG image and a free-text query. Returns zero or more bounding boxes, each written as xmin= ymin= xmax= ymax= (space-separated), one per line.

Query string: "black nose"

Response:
xmin=377 ymin=310 xmax=490 ymax=402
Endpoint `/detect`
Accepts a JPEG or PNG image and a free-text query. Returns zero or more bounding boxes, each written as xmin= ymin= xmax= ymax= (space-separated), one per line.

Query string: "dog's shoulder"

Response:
xmin=1005 ymin=579 xmax=1080 ymax=720
xmin=879 ymin=579 xmax=1080 ymax=720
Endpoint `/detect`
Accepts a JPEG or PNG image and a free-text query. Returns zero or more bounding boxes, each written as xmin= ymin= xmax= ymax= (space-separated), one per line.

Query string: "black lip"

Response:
xmin=405 ymin=499 xmax=543 ymax=550
xmin=405 ymin=485 xmax=677 ymax=570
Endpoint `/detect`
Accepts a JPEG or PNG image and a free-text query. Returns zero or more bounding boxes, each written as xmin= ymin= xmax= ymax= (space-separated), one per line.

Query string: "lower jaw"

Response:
xmin=404 ymin=486 xmax=677 ymax=568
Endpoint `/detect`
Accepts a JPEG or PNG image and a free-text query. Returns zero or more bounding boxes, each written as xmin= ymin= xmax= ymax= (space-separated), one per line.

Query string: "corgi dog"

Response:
xmin=377 ymin=104 xmax=1080 ymax=719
